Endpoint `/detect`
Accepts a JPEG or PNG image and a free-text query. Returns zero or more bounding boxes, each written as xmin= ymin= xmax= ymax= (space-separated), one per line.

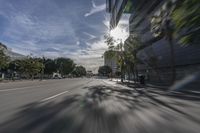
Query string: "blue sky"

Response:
xmin=0 ymin=0 xmax=129 ymax=71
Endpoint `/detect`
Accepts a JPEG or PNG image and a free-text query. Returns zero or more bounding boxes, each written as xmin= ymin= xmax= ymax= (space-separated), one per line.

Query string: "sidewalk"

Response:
xmin=106 ymin=78 xmax=200 ymax=101
xmin=106 ymin=78 xmax=169 ymax=90
xmin=104 ymin=78 xmax=200 ymax=124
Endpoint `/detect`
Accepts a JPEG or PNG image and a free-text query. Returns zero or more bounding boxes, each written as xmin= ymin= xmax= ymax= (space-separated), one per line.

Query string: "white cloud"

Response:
xmin=76 ymin=41 xmax=80 ymax=46
xmin=83 ymin=32 xmax=97 ymax=40
xmin=7 ymin=13 xmax=75 ymax=41
xmin=73 ymin=16 xmax=129 ymax=72
xmin=1 ymin=10 xmax=78 ymax=57
xmin=84 ymin=0 xmax=106 ymax=17
xmin=65 ymin=36 xmax=107 ymax=73
xmin=0 ymin=0 xmax=129 ymax=73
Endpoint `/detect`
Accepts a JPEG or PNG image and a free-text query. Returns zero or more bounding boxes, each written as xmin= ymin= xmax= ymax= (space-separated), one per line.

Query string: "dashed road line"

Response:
xmin=40 ymin=90 xmax=70 ymax=102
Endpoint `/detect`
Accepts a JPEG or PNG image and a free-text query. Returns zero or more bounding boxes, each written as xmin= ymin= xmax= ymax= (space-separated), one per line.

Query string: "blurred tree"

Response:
xmin=0 ymin=49 xmax=10 ymax=70
xmin=98 ymin=65 xmax=112 ymax=77
xmin=8 ymin=60 xmax=20 ymax=80
xmin=16 ymin=57 xmax=44 ymax=79
xmin=55 ymin=58 xmax=75 ymax=75
xmin=72 ymin=65 xmax=86 ymax=77
xmin=172 ymin=0 xmax=200 ymax=44
xmin=151 ymin=0 xmax=176 ymax=83
xmin=43 ymin=58 xmax=57 ymax=75
xmin=151 ymin=0 xmax=200 ymax=83
xmin=115 ymin=41 xmax=125 ymax=82
xmin=8 ymin=60 xmax=19 ymax=71
xmin=104 ymin=34 xmax=115 ymax=50
xmin=124 ymin=34 xmax=141 ymax=82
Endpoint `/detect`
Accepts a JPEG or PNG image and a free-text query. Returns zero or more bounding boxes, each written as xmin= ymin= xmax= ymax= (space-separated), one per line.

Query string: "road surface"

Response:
xmin=0 ymin=78 xmax=199 ymax=133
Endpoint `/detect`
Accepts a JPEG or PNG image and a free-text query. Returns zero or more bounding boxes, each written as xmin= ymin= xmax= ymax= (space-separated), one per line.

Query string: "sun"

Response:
xmin=110 ymin=26 xmax=129 ymax=42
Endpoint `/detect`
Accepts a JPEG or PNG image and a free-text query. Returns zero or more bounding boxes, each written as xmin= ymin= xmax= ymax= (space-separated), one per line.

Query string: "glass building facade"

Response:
xmin=106 ymin=0 xmax=130 ymax=29
xmin=107 ymin=0 xmax=200 ymax=85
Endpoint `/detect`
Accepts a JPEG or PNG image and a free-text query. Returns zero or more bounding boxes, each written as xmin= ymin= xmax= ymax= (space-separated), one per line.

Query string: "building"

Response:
xmin=104 ymin=51 xmax=119 ymax=74
xmin=0 ymin=43 xmax=26 ymax=79
xmin=0 ymin=42 xmax=25 ymax=60
xmin=0 ymin=42 xmax=7 ymax=50
xmin=106 ymin=0 xmax=200 ymax=85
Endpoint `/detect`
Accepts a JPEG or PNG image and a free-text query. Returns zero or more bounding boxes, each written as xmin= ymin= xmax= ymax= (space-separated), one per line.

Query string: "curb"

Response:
xmin=145 ymin=83 xmax=169 ymax=90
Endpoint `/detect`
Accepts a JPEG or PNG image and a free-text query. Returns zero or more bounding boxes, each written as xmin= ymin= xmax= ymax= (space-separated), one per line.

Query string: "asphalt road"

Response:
xmin=0 ymin=78 xmax=200 ymax=133
xmin=0 ymin=78 xmax=93 ymax=123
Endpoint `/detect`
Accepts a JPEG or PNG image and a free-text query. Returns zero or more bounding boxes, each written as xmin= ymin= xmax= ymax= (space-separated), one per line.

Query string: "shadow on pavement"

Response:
xmin=0 ymin=85 xmax=200 ymax=133
xmin=119 ymin=80 xmax=200 ymax=101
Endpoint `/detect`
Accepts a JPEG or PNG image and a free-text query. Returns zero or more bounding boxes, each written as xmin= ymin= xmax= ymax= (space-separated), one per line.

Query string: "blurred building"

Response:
xmin=106 ymin=0 xmax=200 ymax=85
xmin=0 ymin=42 xmax=25 ymax=60
xmin=0 ymin=42 xmax=7 ymax=48
xmin=104 ymin=51 xmax=118 ymax=74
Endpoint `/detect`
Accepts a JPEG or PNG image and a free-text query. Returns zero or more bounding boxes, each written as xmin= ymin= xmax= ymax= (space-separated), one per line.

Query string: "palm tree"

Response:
xmin=172 ymin=0 xmax=200 ymax=45
xmin=151 ymin=1 xmax=177 ymax=84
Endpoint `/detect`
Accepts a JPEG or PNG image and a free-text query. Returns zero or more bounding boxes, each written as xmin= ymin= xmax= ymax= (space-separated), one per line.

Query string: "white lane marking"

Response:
xmin=0 ymin=86 xmax=40 ymax=92
xmin=41 ymin=90 xmax=69 ymax=102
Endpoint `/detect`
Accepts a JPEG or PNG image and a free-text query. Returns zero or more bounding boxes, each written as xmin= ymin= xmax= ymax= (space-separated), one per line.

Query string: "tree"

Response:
xmin=7 ymin=60 xmax=21 ymax=80
xmin=151 ymin=0 xmax=176 ymax=84
xmin=98 ymin=65 xmax=112 ymax=77
xmin=115 ymin=41 xmax=125 ymax=82
xmin=72 ymin=65 xmax=86 ymax=77
xmin=172 ymin=0 xmax=200 ymax=44
xmin=124 ymin=34 xmax=141 ymax=82
xmin=105 ymin=33 xmax=140 ymax=82
xmin=16 ymin=57 xmax=44 ymax=79
xmin=104 ymin=34 xmax=115 ymax=50
xmin=43 ymin=58 xmax=57 ymax=75
xmin=0 ymin=49 xmax=9 ymax=80
xmin=55 ymin=58 xmax=75 ymax=75
xmin=151 ymin=0 xmax=200 ymax=83
xmin=0 ymin=49 xmax=10 ymax=71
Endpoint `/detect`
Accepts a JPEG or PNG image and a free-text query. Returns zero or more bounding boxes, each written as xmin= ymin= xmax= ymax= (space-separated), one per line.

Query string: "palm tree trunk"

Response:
xmin=111 ymin=61 xmax=113 ymax=80
xmin=121 ymin=62 xmax=124 ymax=83
xmin=135 ymin=66 xmax=139 ymax=82
xmin=128 ymin=66 xmax=131 ymax=82
xmin=168 ymin=37 xmax=176 ymax=84
xmin=165 ymin=18 xmax=176 ymax=84
xmin=133 ymin=66 xmax=136 ymax=83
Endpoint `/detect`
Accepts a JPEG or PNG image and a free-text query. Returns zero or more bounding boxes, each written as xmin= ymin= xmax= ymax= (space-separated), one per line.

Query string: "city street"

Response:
xmin=0 ymin=0 xmax=199 ymax=132
xmin=0 ymin=78 xmax=199 ymax=133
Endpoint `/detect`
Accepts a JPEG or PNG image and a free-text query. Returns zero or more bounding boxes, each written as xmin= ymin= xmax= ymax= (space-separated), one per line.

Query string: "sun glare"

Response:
xmin=110 ymin=26 xmax=129 ymax=42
